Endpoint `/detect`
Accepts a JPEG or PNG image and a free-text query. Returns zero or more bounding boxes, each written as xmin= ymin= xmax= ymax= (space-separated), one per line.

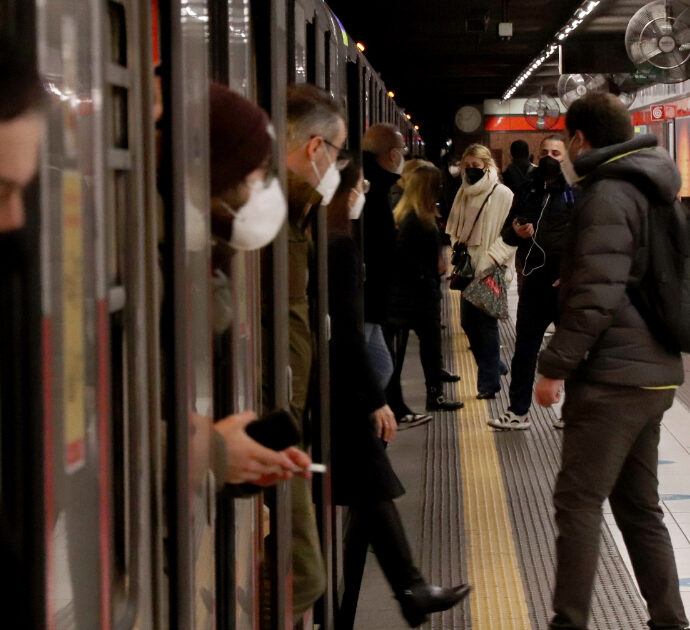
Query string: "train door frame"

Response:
xmin=208 ymin=1 xmax=269 ymax=628
xmin=251 ymin=1 xmax=294 ymax=628
xmin=158 ymin=2 xmax=217 ymax=629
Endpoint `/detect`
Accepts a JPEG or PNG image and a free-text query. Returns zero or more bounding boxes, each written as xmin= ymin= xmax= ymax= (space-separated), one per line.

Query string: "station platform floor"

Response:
xmin=354 ymin=273 xmax=690 ymax=630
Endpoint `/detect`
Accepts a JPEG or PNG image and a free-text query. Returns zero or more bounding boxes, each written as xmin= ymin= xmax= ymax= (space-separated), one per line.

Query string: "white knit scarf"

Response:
xmin=446 ymin=167 xmax=499 ymax=246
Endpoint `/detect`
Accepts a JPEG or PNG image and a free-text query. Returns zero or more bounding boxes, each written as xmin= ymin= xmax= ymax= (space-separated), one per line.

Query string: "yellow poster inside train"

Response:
xmin=62 ymin=170 xmax=86 ymax=472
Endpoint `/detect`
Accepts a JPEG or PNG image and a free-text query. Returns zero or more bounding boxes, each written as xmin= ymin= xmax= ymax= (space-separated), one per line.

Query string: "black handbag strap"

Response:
xmin=463 ymin=183 xmax=499 ymax=244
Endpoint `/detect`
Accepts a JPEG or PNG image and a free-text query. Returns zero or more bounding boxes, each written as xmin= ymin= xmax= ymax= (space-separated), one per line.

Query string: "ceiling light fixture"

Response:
xmin=501 ymin=0 xmax=600 ymax=100
xmin=356 ymin=42 xmax=365 ymax=52
xmin=388 ymin=90 xmax=395 ymax=98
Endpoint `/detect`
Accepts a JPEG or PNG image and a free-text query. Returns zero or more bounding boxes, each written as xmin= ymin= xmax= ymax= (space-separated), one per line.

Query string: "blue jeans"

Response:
xmin=364 ymin=322 xmax=394 ymax=391
xmin=461 ymin=297 xmax=502 ymax=393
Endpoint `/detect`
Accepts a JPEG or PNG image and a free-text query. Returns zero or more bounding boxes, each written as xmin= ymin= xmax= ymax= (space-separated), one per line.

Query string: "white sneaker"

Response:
xmin=553 ymin=419 xmax=565 ymax=429
xmin=487 ymin=410 xmax=531 ymax=430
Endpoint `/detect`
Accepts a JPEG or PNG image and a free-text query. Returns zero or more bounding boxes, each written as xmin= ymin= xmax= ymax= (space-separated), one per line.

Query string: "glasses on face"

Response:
xmin=321 ymin=137 xmax=352 ymax=171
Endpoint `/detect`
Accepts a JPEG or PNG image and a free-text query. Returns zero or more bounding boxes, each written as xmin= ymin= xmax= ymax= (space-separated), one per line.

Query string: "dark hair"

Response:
xmin=0 ymin=39 xmax=45 ymax=120
xmin=510 ymin=139 xmax=529 ymax=159
xmin=287 ymin=84 xmax=345 ymax=149
xmin=565 ymin=93 xmax=633 ymax=148
xmin=542 ymin=133 xmax=566 ymax=145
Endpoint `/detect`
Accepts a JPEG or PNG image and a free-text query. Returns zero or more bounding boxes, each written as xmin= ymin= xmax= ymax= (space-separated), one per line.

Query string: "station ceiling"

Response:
xmin=326 ymin=0 xmax=648 ymax=152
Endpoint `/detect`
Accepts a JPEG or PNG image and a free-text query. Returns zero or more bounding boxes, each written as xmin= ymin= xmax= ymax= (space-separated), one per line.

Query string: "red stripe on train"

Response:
xmin=97 ymin=299 xmax=112 ymax=630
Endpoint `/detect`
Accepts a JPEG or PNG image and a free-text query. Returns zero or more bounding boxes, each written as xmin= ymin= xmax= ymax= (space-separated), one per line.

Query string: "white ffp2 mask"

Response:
xmin=220 ymin=178 xmax=287 ymax=251
xmin=312 ymin=148 xmax=341 ymax=205
xmin=348 ymin=191 xmax=366 ymax=220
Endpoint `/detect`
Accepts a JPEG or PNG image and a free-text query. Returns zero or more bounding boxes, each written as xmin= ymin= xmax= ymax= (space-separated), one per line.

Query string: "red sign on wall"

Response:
xmin=651 ymin=104 xmax=677 ymax=121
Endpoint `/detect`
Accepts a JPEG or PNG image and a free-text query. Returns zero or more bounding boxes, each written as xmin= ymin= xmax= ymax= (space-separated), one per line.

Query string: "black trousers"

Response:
xmin=508 ymin=274 xmax=559 ymax=415
xmin=551 ymin=381 xmax=687 ymax=630
xmin=385 ymin=312 xmax=443 ymax=418
xmin=336 ymin=500 xmax=423 ymax=630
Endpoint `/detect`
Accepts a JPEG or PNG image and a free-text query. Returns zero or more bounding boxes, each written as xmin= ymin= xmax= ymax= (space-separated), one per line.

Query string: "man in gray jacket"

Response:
xmin=535 ymin=93 xmax=688 ymax=630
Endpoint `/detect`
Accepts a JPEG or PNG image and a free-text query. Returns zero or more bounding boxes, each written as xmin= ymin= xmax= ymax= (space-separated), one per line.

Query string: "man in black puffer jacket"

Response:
xmin=535 ymin=93 xmax=687 ymax=630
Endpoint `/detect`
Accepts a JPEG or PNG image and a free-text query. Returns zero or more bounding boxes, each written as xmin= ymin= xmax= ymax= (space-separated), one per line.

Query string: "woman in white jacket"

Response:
xmin=446 ymin=143 xmax=516 ymax=399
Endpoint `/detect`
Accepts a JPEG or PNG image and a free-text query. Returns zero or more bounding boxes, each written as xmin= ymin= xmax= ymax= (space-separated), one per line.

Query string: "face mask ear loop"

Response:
xmin=521 ymin=192 xmax=549 ymax=277
xmin=216 ymin=198 xmax=239 ymax=218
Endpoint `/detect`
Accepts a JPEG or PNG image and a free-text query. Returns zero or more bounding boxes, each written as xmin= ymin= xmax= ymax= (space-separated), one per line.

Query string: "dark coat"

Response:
xmin=389 ymin=211 xmax=442 ymax=325
xmin=502 ymin=158 xmax=534 ymax=193
xmin=501 ymin=171 xmax=577 ymax=282
xmin=538 ymin=135 xmax=684 ymax=387
xmin=362 ymin=151 xmax=400 ymax=324
xmin=328 ymin=233 xmax=404 ymax=505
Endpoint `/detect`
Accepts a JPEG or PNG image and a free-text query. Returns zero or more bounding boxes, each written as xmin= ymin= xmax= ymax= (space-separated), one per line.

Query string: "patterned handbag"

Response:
xmin=462 ymin=264 xmax=509 ymax=320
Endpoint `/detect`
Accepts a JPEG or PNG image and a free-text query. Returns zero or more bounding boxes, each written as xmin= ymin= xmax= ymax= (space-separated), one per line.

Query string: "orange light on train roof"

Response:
xmin=356 ymin=42 xmax=366 ymax=52
xmin=414 ymin=124 xmax=420 ymax=131
xmin=406 ymin=114 xmax=411 ymax=120
xmin=388 ymin=91 xmax=395 ymax=98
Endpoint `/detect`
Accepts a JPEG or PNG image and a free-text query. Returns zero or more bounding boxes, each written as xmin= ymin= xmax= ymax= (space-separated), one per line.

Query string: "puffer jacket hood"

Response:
xmin=575 ymin=134 xmax=680 ymax=204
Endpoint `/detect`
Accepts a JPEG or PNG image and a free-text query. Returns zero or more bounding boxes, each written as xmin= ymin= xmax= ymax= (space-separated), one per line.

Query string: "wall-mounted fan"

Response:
xmin=557 ymin=73 xmax=608 ymax=107
xmin=607 ymin=73 xmax=638 ymax=108
xmin=523 ymin=89 xmax=560 ymax=130
xmin=557 ymin=73 xmax=637 ymax=109
xmin=626 ymin=0 xmax=690 ymax=84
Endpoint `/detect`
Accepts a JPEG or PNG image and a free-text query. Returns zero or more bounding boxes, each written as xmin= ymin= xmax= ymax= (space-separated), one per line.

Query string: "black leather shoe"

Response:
xmin=476 ymin=390 xmax=498 ymax=400
xmin=440 ymin=368 xmax=461 ymax=383
xmin=397 ymin=583 xmax=471 ymax=627
xmin=426 ymin=388 xmax=464 ymax=411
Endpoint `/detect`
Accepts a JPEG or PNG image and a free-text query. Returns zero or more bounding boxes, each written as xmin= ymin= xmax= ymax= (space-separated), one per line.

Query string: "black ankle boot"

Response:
xmin=426 ymin=387 xmax=464 ymax=411
xmin=440 ymin=368 xmax=462 ymax=383
xmin=397 ymin=582 xmax=471 ymax=627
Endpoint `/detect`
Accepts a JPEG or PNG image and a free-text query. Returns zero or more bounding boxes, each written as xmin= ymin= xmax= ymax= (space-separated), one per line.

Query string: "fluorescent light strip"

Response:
xmin=502 ymin=0 xmax=600 ymax=100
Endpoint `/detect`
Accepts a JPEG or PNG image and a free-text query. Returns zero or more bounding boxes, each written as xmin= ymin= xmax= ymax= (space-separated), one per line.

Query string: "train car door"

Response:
xmin=35 ymin=1 xmax=161 ymax=628
xmin=158 ymin=2 xmax=216 ymax=629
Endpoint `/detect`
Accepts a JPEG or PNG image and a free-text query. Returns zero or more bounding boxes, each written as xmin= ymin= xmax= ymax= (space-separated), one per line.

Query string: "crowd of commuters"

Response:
xmin=1 ymin=40 xmax=688 ymax=630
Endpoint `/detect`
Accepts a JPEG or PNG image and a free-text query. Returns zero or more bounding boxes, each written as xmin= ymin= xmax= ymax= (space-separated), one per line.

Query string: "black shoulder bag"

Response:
xmin=450 ymin=184 xmax=498 ymax=291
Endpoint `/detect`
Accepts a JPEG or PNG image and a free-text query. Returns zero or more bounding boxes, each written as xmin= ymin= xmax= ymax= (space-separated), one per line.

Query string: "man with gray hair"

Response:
xmin=283 ymin=83 xmax=348 ymax=617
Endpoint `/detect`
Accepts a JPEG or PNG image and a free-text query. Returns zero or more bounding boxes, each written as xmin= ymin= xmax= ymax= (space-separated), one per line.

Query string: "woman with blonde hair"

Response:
xmin=389 ymin=165 xmax=464 ymax=411
xmin=389 ymin=157 xmax=434 ymax=208
xmin=446 ymin=143 xmax=516 ymax=399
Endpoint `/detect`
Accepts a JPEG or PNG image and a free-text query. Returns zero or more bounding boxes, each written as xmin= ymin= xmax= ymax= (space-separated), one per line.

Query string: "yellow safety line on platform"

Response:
xmin=448 ymin=288 xmax=532 ymax=630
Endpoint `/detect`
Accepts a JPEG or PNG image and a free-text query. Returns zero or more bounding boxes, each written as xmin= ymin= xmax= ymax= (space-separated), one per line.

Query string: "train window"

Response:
xmin=324 ymin=30 xmax=331 ymax=92
xmin=294 ymin=3 xmax=307 ymax=84
xmin=228 ymin=0 xmax=253 ymax=94
xmin=111 ymin=86 xmax=129 ymax=149
xmin=107 ymin=1 xmax=127 ymax=66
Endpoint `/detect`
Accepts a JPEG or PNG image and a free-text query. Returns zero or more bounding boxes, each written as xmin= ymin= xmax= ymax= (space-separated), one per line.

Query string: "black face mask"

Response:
xmin=538 ymin=155 xmax=561 ymax=180
xmin=464 ymin=167 xmax=485 ymax=185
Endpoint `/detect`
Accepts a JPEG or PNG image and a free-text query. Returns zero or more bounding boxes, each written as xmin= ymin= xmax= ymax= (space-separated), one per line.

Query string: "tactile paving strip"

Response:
xmin=418 ymin=392 xmax=472 ymax=630
xmin=481 ymin=317 xmax=648 ymax=630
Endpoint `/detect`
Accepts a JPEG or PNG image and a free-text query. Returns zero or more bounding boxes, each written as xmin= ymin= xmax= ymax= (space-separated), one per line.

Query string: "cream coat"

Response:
xmin=446 ymin=175 xmax=517 ymax=282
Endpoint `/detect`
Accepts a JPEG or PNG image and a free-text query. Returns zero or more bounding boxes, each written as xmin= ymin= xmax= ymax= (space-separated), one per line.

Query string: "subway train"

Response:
xmin=5 ymin=1 xmax=690 ymax=630
xmin=0 ymin=2 xmax=423 ymax=630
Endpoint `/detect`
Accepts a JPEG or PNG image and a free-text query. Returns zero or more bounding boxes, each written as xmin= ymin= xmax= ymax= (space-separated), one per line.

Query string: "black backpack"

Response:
xmin=627 ymin=194 xmax=690 ymax=353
